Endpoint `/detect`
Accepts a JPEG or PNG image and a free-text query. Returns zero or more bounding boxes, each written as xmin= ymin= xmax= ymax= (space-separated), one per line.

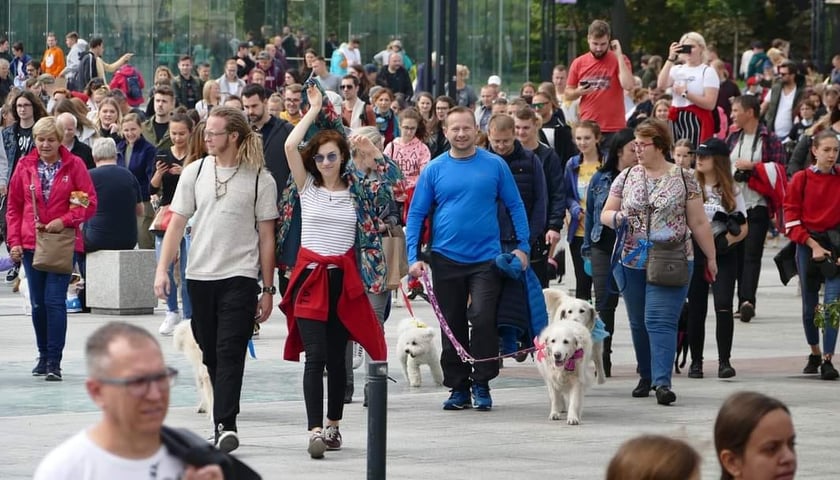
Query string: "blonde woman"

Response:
xmin=195 ymin=80 xmax=220 ymax=120
xmin=93 ymin=96 xmax=123 ymax=142
xmin=452 ymin=64 xmax=477 ymax=108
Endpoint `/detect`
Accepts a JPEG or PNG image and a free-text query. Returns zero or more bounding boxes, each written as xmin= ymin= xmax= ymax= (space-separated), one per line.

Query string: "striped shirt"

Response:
xmin=300 ymin=174 xmax=356 ymax=260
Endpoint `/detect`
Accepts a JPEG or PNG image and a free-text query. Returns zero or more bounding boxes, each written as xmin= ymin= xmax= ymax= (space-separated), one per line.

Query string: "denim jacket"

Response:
xmin=581 ymin=169 xmax=615 ymax=258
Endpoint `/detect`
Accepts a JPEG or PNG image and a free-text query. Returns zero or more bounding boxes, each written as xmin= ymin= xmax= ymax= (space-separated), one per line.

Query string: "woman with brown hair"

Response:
xmin=685 ymin=138 xmax=748 ymax=379
xmin=606 ymin=434 xmax=701 ymax=480
xmin=280 ymin=83 xmax=387 ymax=459
xmin=426 ymin=95 xmax=455 ymax=158
xmin=715 ymin=391 xmax=796 ymax=480
xmin=53 ymin=97 xmax=98 ymax=147
xmin=384 ymin=107 xmax=430 ymax=220
xmin=601 ymin=118 xmax=716 ymax=405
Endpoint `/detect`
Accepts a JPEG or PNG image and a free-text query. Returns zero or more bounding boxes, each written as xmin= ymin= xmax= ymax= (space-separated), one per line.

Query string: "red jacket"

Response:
xmin=748 ymin=160 xmax=787 ymax=227
xmin=6 ymin=146 xmax=97 ymax=253
xmin=281 ymin=247 xmax=387 ymax=362
xmin=669 ymin=103 xmax=715 ymax=144
xmin=109 ymin=65 xmax=145 ymax=107
xmin=784 ymin=166 xmax=840 ymax=245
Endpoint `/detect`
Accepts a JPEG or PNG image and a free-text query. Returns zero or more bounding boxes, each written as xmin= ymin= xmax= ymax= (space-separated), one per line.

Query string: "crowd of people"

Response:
xmin=0 ymin=18 xmax=836 ymax=476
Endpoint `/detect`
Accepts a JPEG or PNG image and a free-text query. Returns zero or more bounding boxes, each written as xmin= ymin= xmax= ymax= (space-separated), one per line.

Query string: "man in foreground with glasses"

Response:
xmin=33 ymin=322 xmax=225 ymax=479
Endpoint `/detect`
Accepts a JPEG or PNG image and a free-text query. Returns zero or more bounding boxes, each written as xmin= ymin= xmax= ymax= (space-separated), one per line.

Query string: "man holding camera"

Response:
xmin=726 ymin=95 xmax=785 ymax=323
xmin=565 ymin=20 xmax=634 ymax=147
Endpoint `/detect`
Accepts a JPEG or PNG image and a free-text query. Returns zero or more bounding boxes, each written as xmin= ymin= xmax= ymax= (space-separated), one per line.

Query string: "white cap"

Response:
xmin=487 ymin=75 xmax=502 ymax=86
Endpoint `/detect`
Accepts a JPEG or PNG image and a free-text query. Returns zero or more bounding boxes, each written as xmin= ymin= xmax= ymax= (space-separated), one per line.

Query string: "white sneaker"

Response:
xmin=158 ymin=311 xmax=181 ymax=336
xmin=352 ymin=342 xmax=364 ymax=369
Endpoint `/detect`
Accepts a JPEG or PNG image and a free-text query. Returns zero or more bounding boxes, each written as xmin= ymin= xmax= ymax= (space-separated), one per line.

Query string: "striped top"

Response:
xmin=300 ymin=174 xmax=356 ymax=260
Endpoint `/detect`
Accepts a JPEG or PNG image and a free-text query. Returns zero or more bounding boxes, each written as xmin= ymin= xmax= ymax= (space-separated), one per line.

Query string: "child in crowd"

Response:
xmin=673 ymin=138 xmax=696 ymax=169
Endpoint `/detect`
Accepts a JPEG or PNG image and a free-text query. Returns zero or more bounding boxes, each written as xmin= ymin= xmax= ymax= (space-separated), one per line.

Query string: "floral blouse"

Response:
xmin=610 ymin=164 xmax=701 ymax=266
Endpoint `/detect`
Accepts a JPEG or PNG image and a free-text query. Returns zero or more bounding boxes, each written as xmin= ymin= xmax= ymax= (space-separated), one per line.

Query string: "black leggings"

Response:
xmin=294 ymin=269 xmax=350 ymax=430
xmin=569 ymin=236 xmax=592 ymax=300
xmin=686 ymin=242 xmax=738 ymax=363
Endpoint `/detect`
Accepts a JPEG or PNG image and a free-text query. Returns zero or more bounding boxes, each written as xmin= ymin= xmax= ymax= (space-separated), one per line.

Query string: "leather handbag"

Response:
xmin=644 ymin=168 xmax=690 ymax=287
xmin=149 ymin=205 xmax=173 ymax=233
xmin=30 ymin=185 xmax=75 ymax=274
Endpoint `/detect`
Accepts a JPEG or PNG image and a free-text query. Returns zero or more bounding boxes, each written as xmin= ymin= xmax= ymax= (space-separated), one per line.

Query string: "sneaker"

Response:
xmin=687 ymin=361 xmax=703 ymax=379
xmin=158 ymin=311 xmax=181 ymax=336
xmin=215 ymin=430 xmax=239 ymax=453
xmin=471 ymin=383 xmax=492 ymax=411
xmin=820 ymin=359 xmax=840 ymax=380
xmin=308 ymin=431 xmax=326 ymax=459
xmin=323 ymin=425 xmax=342 ymax=450
xmin=804 ymin=354 xmax=822 ymax=374
xmin=631 ymin=378 xmax=652 ymax=398
xmin=5 ymin=265 xmax=19 ymax=283
xmin=352 ymin=342 xmax=364 ymax=369
xmin=655 ymin=386 xmax=676 ymax=405
xmin=45 ymin=362 xmax=62 ymax=382
xmin=32 ymin=358 xmax=47 ymax=376
xmin=362 ymin=383 xmax=369 ymax=408
xmin=66 ymin=297 xmax=82 ymax=313
xmin=739 ymin=301 xmax=755 ymax=323
xmin=442 ymin=388 xmax=472 ymax=410
xmin=718 ymin=360 xmax=736 ymax=379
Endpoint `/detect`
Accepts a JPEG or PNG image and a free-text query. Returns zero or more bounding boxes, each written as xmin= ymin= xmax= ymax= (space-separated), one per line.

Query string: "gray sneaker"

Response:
xmin=308 ymin=431 xmax=326 ymax=459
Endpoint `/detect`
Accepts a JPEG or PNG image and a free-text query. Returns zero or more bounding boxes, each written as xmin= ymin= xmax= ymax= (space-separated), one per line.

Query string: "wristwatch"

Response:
xmin=261 ymin=285 xmax=277 ymax=295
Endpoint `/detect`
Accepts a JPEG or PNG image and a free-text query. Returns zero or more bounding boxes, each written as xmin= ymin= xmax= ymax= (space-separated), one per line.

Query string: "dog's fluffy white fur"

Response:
xmin=543 ymin=288 xmax=606 ymax=384
xmin=535 ymin=320 xmax=594 ymax=424
xmin=173 ymin=321 xmax=213 ymax=417
xmin=396 ymin=317 xmax=443 ymax=387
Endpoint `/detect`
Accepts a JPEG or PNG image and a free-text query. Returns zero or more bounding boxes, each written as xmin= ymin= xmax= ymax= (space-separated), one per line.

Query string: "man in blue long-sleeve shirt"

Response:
xmin=406 ymin=107 xmax=530 ymax=411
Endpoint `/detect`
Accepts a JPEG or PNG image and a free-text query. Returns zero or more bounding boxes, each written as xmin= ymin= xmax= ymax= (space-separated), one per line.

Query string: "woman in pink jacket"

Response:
xmin=6 ymin=116 xmax=97 ymax=381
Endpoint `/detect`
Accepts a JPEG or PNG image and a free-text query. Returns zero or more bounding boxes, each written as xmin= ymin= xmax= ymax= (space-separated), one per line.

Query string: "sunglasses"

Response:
xmin=97 ymin=367 xmax=178 ymax=398
xmin=314 ymin=152 xmax=340 ymax=163
xmin=531 ymin=102 xmax=546 ymax=110
xmin=340 ymin=84 xmax=355 ymax=90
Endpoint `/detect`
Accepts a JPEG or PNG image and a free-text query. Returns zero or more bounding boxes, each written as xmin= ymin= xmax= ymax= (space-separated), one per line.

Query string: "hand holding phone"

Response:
xmin=677 ymin=44 xmax=693 ymax=54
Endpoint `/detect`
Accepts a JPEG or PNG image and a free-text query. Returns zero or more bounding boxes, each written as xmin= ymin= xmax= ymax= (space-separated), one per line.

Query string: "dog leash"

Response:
xmin=418 ymin=270 xmax=537 ymax=364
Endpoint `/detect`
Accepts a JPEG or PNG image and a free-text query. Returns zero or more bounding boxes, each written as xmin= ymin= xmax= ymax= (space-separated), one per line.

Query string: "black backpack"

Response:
xmin=125 ymin=71 xmax=142 ymax=99
xmin=77 ymin=51 xmax=98 ymax=91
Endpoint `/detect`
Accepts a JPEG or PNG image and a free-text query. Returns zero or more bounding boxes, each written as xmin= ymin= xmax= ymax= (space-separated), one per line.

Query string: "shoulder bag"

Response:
xmin=645 ymin=168 xmax=690 ymax=287
xmin=30 ymin=184 xmax=76 ymax=274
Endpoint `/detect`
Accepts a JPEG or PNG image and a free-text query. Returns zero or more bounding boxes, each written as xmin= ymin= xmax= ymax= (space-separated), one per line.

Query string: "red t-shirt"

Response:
xmin=567 ymin=52 xmax=632 ymax=133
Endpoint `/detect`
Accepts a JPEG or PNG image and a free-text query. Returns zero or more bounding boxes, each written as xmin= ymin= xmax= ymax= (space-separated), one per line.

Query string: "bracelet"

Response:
xmin=668 ymin=57 xmax=677 ymax=62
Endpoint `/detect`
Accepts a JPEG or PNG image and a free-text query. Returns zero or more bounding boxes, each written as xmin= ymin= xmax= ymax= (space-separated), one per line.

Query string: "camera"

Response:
xmin=677 ymin=44 xmax=693 ymax=54
xmin=733 ymin=169 xmax=752 ymax=183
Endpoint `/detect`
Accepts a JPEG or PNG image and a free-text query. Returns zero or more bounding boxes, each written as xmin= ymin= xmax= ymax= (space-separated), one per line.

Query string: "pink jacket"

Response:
xmin=6 ymin=146 xmax=97 ymax=253
xmin=383 ymin=137 xmax=430 ymax=202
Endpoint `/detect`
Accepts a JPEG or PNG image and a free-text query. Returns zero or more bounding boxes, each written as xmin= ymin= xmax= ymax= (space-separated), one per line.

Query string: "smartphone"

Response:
xmin=677 ymin=44 xmax=693 ymax=54
xmin=580 ymin=80 xmax=591 ymax=88
xmin=155 ymin=153 xmax=171 ymax=167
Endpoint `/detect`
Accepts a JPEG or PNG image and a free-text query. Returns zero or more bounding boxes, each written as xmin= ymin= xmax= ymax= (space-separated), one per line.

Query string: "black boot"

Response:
xmin=631 ymin=378 xmax=652 ymax=398
xmin=803 ymin=354 xmax=822 ymax=374
xmin=688 ymin=360 xmax=703 ymax=379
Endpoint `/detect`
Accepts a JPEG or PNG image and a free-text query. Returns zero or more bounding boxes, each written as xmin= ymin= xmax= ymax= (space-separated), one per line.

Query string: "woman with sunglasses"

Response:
xmin=657 ymin=32 xmax=720 ymax=148
xmin=280 ymin=83 xmax=387 ymax=459
xmin=601 ymin=118 xmax=716 ymax=406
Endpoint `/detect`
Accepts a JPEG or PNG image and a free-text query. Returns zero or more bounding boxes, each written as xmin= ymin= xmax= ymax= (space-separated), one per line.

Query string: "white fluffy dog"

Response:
xmin=535 ymin=320 xmax=594 ymax=425
xmin=543 ymin=288 xmax=606 ymax=384
xmin=396 ymin=317 xmax=444 ymax=387
xmin=173 ymin=321 xmax=213 ymax=417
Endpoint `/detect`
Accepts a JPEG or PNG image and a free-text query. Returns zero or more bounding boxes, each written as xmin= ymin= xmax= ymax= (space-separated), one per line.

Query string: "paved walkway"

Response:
xmin=0 ymin=242 xmax=836 ymax=479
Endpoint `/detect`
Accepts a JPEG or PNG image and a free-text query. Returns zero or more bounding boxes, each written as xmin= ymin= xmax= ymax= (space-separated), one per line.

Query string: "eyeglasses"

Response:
xmin=531 ymin=102 xmax=546 ymax=110
xmin=98 ymin=367 xmax=178 ymax=397
xmin=204 ymin=130 xmax=228 ymax=139
xmin=314 ymin=152 xmax=340 ymax=163
xmin=633 ymin=141 xmax=655 ymax=151
xmin=340 ymin=84 xmax=355 ymax=90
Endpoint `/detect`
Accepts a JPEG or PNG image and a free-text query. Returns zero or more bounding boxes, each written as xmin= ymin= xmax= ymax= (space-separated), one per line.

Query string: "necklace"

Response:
xmin=214 ymin=161 xmax=240 ymax=199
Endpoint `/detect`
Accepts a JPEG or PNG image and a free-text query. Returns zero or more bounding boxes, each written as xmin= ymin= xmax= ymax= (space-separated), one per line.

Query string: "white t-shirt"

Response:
xmin=670 ymin=64 xmax=720 ymax=108
xmin=299 ymin=174 xmax=356 ymax=258
xmin=730 ymin=132 xmax=766 ymax=209
xmin=34 ymin=430 xmax=184 ymax=480
xmin=702 ymin=184 xmax=747 ymax=221
xmin=170 ymin=156 xmax=279 ymax=281
xmin=773 ymin=88 xmax=796 ymax=140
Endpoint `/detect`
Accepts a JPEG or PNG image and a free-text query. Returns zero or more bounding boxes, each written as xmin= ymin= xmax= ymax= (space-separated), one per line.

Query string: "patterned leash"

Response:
xmin=418 ymin=270 xmax=537 ymax=364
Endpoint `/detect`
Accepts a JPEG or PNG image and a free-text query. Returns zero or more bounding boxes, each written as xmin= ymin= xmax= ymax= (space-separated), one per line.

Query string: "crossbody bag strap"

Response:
xmin=681 ymin=167 xmax=689 ymax=242
xmin=193 ymin=157 xmax=206 ymax=212
xmin=29 ymin=172 xmax=40 ymax=225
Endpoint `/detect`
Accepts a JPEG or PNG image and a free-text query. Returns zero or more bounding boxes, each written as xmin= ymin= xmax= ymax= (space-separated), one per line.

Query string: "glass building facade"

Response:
xmin=1 ymin=0 xmax=547 ymax=96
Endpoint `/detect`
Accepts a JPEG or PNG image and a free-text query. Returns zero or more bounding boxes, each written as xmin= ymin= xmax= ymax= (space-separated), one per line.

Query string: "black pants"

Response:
xmin=294 ymin=269 xmax=350 ymax=430
xmin=187 ymin=276 xmax=258 ymax=432
xmin=430 ymin=252 xmax=502 ymax=390
xmin=590 ymin=246 xmax=619 ymax=356
xmin=569 ymin=236 xmax=592 ymax=300
xmin=737 ymin=206 xmax=770 ymax=308
xmin=687 ymin=243 xmax=738 ymax=363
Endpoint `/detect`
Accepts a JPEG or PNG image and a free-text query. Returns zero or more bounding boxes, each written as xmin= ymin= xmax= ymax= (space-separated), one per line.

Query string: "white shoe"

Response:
xmin=158 ymin=311 xmax=181 ymax=336
xmin=352 ymin=342 xmax=364 ymax=369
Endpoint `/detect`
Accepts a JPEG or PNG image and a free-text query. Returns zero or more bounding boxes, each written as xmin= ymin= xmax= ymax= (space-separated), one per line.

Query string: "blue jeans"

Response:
xmin=614 ymin=262 xmax=693 ymax=388
xmin=154 ymin=233 xmax=192 ymax=318
xmin=796 ymin=244 xmax=840 ymax=354
xmin=21 ymin=250 xmax=72 ymax=363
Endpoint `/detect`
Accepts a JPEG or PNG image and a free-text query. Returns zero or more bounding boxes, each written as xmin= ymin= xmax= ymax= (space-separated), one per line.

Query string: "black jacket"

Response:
xmin=260 ymin=116 xmax=294 ymax=195
xmin=376 ymin=66 xmax=413 ymax=98
xmin=538 ymin=109 xmax=576 ymax=172
xmin=533 ymin=142 xmax=566 ymax=233
xmin=490 ymin=141 xmax=547 ymax=249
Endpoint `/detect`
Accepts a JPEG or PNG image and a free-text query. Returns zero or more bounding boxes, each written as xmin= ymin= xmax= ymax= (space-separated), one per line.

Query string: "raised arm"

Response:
xmin=284 ymin=84 xmax=323 ymax=191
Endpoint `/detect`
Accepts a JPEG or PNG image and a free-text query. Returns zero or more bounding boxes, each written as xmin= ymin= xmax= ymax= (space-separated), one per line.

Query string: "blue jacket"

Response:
xmin=533 ymin=143 xmax=565 ymax=233
xmin=10 ymin=54 xmax=32 ymax=87
xmin=491 ymin=141 xmax=547 ymax=250
xmin=117 ymin=135 xmax=157 ymax=200
xmin=582 ymin=169 xmax=616 ymax=257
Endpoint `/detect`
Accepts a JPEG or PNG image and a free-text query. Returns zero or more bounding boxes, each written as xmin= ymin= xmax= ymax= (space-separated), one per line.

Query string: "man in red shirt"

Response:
xmin=565 ymin=20 xmax=634 ymax=146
